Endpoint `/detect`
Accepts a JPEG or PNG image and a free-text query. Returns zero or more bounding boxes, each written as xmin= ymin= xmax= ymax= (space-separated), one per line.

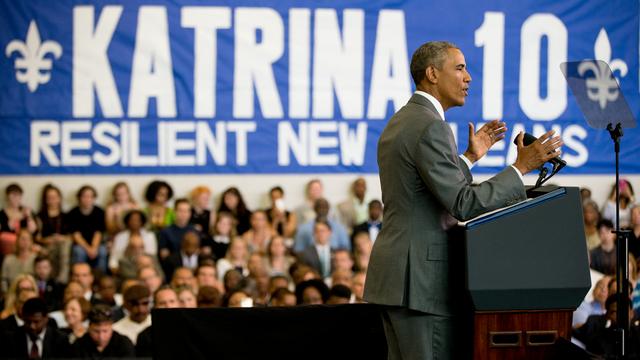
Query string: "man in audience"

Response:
xmin=171 ymin=267 xmax=197 ymax=289
xmin=196 ymin=263 xmax=221 ymax=290
xmin=1 ymin=297 xmax=70 ymax=358
xmin=352 ymin=199 xmax=383 ymax=243
xmin=297 ymin=220 xmax=334 ymax=279
xmin=163 ymin=230 xmax=201 ymax=280
xmin=70 ymin=262 xmax=95 ymax=302
xmin=112 ymin=284 xmax=152 ymax=345
xmin=68 ymin=185 xmax=108 ymax=273
xmin=72 ymin=304 xmax=136 ymax=357
xmin=294 ymin=199 xmax=350 ymax=252
xmin=294 ymin=179 xmax=326 ymax=224
xmin=33 ymin=255 xmax=63 ymax=312
xmin=138 ymin=265 xmax=163 ymax=295
xmin=268 ymin=275 xmax=290 ymax=296
xmin=333 ymin=249 xmax=355 ymax=272
xmin=327 ymin=284 xmax=352 ymax=304
xmin=330 ymin=269 xmax=353 ymax=288
xmin=94 ymin=275 xmax=125 ymax=321
xmin=590 ymin=219 xmax=617 ymax=275
xmin=158 ymin=198 xmax=197 ymax=259
xmin=351 ymin=271 xmax=367 ymax=303
xmin=136 ymin=286 xmax=180 ymax=357
xmin=270 ymin=288 xmax=297 ymax=307
xmin=337 ymin=177 xmax=371 ymax=233
xmin=573 ymin=276 xmax=609 ymax=328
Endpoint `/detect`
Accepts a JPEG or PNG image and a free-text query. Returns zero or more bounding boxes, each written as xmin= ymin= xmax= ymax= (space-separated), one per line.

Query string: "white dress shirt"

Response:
xmin=26 ymin=327 xmax=46 ymax=358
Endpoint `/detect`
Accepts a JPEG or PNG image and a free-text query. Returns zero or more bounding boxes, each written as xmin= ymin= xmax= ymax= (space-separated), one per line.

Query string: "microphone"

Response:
xmin=514 ymin=132 xmax=566 ymax=172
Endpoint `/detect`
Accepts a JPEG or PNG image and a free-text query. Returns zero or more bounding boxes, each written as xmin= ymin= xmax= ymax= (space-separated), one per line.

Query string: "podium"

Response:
xmin=456 ymin=186 xmax=590 ymax=360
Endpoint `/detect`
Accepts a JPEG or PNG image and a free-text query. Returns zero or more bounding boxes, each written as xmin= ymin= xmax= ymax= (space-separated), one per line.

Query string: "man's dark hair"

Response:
xmin=197 ymin=286 xmax=222 ymax=308
xmin=88 ymin=304 xmax=113 ymax=324
xmin=270 ymin=186 xmax=284 ymax=196
xmin=271 ymin=287 xmax=294 ymax=303
xmin=76 ymin=185 xmax=97 ymax=200
xmin=605 ymin=293 xmax=632 ymax=311
xmin=295 ymin=279 xmax=330 ymax=305
xmin=124 ymin=284 xmax=151 ymax=303
xmin=174 ymin=198 xmax=191 ymax=210
xmin=597 ymin=219 xmax=614 ymax=230
xmin=22 ymin=297 xmax=48 ymax=317
xmin=34 ymin=254 xmax=51 ymax=265
xmin=314 ymin=218 xmax=332 ymax=232
xmin=328 ymin=284 xmax=352 ymax=300
xmin=6 ymin=183 xmax=23 ymax=195
xmin=145 ymin=180 xmax=174 ymax=203
xmin=368 ymin=199 xmax=382 ymax=209
xmin=410 ymin=41 xmax=458 ymax=86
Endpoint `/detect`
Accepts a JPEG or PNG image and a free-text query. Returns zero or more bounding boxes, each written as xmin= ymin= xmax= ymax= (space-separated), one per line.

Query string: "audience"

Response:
xmin=158 ymin=198 xmax=196 ymax=260
xmin=110 ymin=209 xmax=157 ymax=274
xmin=590 ymin=219 xmax=617 ymax=276
xmin=68 ymin=185 xmax=107 ymax=273
xmin=36 ymin=183 xmax=72 ymax=283
xmin=294 ymin=198 xmax=350 ymax=253
xmin=72 ymin=304 xmax=136 ymax=357
xmin=337 ymin=177 xmax=370 ymax=232
xmin=61 ymin=296 xmax=91 ymax=344
xmin=217 ymin=187 xmax=252 ymax=236
xmin=1 ymin=228 xmax=37 ymax=291
xmin=0 ymin=184 xmax=37 ymax=263
xmin=105 ymin=182 xmax=139 ymax=236
xmin=265 ymin=186 xmax=297 ymax=239
xmin=112 ymin=284 xmax=152 ymax=345
xmin=144 ymin=180 xmax=175 ymax=232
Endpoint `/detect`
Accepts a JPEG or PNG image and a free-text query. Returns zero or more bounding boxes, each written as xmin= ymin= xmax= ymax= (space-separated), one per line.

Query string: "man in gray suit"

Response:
xmin=364 ymin=41 xmax=563 ymax=359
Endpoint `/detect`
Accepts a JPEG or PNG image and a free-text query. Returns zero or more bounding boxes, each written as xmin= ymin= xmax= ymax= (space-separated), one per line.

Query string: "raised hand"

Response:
xmin=463 ymin=119 xmax=507 ymax=163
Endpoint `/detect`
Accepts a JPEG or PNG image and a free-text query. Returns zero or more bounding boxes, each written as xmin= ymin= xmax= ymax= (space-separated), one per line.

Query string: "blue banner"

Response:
xmin=0 ymin=0 xmax=638 ymax=174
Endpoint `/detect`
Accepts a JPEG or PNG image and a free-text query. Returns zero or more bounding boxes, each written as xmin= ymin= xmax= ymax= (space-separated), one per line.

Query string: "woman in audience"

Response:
xmin=602 ymin=179 xmax=635 ymax=229
xmin=109 ymin=210 xmax=157 ymax=274
xmin=61 ymin=296 xmax=91 ymax=344
xmin=190 ymin=185 xmax=215 ymax=236
xmin=48 ymin=281 xmax=86 ymax=328
xmin=583 ymin=200 xmax=601 ymax=251
xmin=105 ymin=182 xmax=138 ymax=236
xmin=217 ymin=187 xmax=252 ymax=235
xmin=628 ymin=205 xmax=640 ymax=259
xmin=176 ymin=286 xmax=198 ymax=308
xmin=295 ymin=278 xmax=330 ymax=305
xmin=67 ymin=185 xmax=108 ymax=273
xmin=0 ymin=184 xmax=37 ymax=262
xmin=216 ymin=237 xmax=250 ymax=281
xmin=144 ymin=180 xmax=175 ymax=232
xmin=210 ymin=211 xmax=235 ymax=260
xmin=36 ymin=183 xmax=72 ymax=283
xmin=1 ymin=229 xmax=37 ymax=291
xmin=242 ymin=210 xmax=275 ymax=254
xmin=0 ymin=273 xmax=38 ymax=319
xmin=265 ymin=186 xmax=297 ymax=240
xmin=265 ymin=236 xmax=295 ymax=277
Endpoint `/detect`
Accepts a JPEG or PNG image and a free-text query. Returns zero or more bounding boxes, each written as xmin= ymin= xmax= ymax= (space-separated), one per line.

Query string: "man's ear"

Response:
xmin=425 ymin=66 xmax=438 ymax=84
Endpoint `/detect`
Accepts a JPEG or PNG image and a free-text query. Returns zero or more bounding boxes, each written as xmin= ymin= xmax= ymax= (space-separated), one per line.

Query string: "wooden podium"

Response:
xmin=456 ymin=186 xmax=590 ymax=360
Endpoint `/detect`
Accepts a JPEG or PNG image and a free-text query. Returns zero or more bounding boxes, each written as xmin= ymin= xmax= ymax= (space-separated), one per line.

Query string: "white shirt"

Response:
xmin=112 ymin=314 xmax=152 ymax=345
xmin=26 ymin=327 xmax=46 ymax=358
xmin=181 ymin=252 xmax=199 ymax=269
xmin=414 ymin=91 xmax=523 ymax=181
xmin=314 ymin=243 xmax=331 ymax=277
xmin=109 ymin=229 xmax=158 ymax=269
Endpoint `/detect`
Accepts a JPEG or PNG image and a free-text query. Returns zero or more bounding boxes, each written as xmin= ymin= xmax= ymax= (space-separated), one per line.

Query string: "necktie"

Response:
xmin=29 ymin=334 xmax=39 ymax=359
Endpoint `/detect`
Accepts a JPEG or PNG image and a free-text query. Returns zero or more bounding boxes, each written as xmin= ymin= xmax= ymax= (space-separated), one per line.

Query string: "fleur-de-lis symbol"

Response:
xmin=577 ymin=28 xmax=627 ymax=110
xmin=5 ymin=20 xmax=62 ymax=92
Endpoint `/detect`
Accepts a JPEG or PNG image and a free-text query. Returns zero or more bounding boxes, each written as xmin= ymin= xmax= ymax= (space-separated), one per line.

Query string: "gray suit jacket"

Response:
xmin=364 ymin=94 xmax=526 ymax=316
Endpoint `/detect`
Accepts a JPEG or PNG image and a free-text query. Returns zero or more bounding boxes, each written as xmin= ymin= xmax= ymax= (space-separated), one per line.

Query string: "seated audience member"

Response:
xmin=333 ymin=249 xmax=355 ymax=272
xmin=297 ymin=220 xmax=335 ymax=278
xmin=72 ymin=304 xmax=135 ymax=357
xmin=295 ymin=279 xmax=330 ymax=305
xmin=61 ymin=296 xmax=91 ymax=344
xmin=158 ymin=198 xmax=197 ymax=259
xmin=217 ymin=237 xmax=250 ymax=281
xmin=294 ymin=199 xmax=350 ymax=253
xmin=223 ymin=269 xmax=246 ymax=295
xmin=249 ymin=266 xmax=271 ymax=306
xmin=118 ymin=236 xmax=151 ymax=281
xmin=48 ymin=281 xmax=84 ymax=328
xmin=265 ymin=236 xmax=295 ymax=277
xmin=210 ymin=211 xmax=235 ymax=260
xmin=352 ymin=231 xmax=373 ymax=271
xmin=573 ymin=294 xmax=640 ymax=357
xmin=1 ymin=297 xmax=71 ymax=358
xmin=583 ymin=200 xmax=601 ymax=251
xmin=135 ymin=286 xmax=181 ymax=357
xmin=144 ymin=180 xmax=175 ymax=233
xmin=629 ymin=205 xmax=640 ymax=259
xmin=0 ymin=275 xmax=39 ymax=331
xmin=112 ymin=284 xmax=152 ymax=345
xmin=243 ymin=210 xmax=276 ymax=253
xmin=330 ymin=269 xmax=354 ymax=288
xmin=171 ymin=267 xmax=197 ymax=289
xmin=33 ymin=255 xmax=63 ymax=312
xmin=105 ymin=182 xmax=138 ymax=236
xmin=337 ymin=177 xmax=370 ymax=232
xmin=138 ymin=265 xmax=164 ymax=296
xmin=290 ymin=264 xmax=321 ymax=286
xmin=36 ymin=183 xmax=72 ymax=283
xmin=197 ymin=286 xmax=223 ymax=308
xmin=0 ymin=183 xmax=37 ymax=262
xmin=352 ymin=199 xmax=383 ymax=243
xmin=176 ymin=286 xmax=198 ymax=308
xmin=265 ymin=186 xmax=297 ymax=239
xmin=110 ymin=209 xmax=157 ymax=274
xmin=68 ymin=185 xmax=108 ymax=273
xmin=327 ymin=284 xmax=352 ymax=305
xmin=163 ymin=230 xmax=201 ymax=281
xmin=268 ymin=275 xmax=291 ymax=296
xmin=602 ymin=179 xmax=635 ymax=229
xmin=351 ymin=271 xmax=367 ymax=303
xmin=93 ymin=275 xmax=124 ymax=321
xmin=581 ymin=187 xmax=592 ymax=203
xmin=573 ymin=276 xmax=609 ymax=328
xmin=196 ymin=264 xmax=224 ymax=294
xmin=189 ymin=185 xmax=215 ymax=240
xmin=590 ymin=219 xmax=617 ymax=275
xmin=226 ymin=290 xmax=253 ymax=308
xmin=294 ymin=179 xmax=326 ymax=225
xmin=70 ymin=262 xmax=95 ymax=302
xmin=217 ymin=187 xmax=252 ymax=236
xmin=1 ymin=228 xmax=37 ymax=291
xmin=270 ymin=288 xmax=296 ymax=307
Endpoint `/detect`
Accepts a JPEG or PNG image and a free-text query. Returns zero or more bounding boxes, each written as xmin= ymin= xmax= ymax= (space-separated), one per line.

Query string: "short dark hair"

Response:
xmin=22 ymin=297 xmax=48 ymax=317
xmin=5 ymin=183 xmax=23 ymax=196
xmin=174 ymin=198 xmax=191 ymax=210
xmin=597 ymin=219 xmax=614 ymax=230
xmin=123 ymin=209 xmax=147 ymax=227
xmin=145 ymin=180 xmax=173 ymax=203
xmin=34 ymin=254 xmax=51 ymax=265
xmin=88 ymin=304 xmax=113 ymax=324
xmin=270 ymin=186 xmax=284 ymax=196
xmin=295 ymin=279 xmax=330 ymax=305
xmin=410 ymin=41 xmax=458 ymax=86
xmin=271 ymin=287 xmax=294 ymax=303
xmin=368 ymin=199 xmax=382 ymax=209
xmin=76 ymin=185 xmax=97 ymax=200
xmin=124 ymin=284 xmax=151 ymax=303
xmin=314 ymin=218 xmax=332 ymax=232
xmin=328 ymin=284 xmax=352 ymax=300
xmin=197 ymin=286 xmax=222 ymax=307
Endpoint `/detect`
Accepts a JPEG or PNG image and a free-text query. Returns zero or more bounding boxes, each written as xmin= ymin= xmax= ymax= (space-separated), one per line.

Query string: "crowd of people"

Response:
xmin=0 ymin=177 xmax=380 ymax=357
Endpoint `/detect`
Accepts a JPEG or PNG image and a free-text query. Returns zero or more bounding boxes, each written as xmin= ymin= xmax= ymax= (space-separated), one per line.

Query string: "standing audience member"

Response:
xmin=112 ymin=284 xmax=152 ymax=345
xmin=265 ymin=186 xmax=297 ymax=240
xmin=590 ymin=219 xmax=617 ymax=275
xmin=216 ymin=237 xmax=250 ymax=281
xmin=337 ymin=177 xmax=370 ymax=232
xmin=210 ymin=211 xmax=235 ymax=260
xmin=144 ymin=180 xmax=175 ymax=232
xmin=72 ymin=304 xmax=136 ymax=357
xmin=61 ymin=296 xmax=91 ymax=344
xmin=110 ymin=209 xmax=157 ymax=274
xmin=33 ymin=255 xmax=63 ymax=312
xmin=217 ymin=187 xmax=252 ymax=235
xmin=583 ymin=200 xmax=602 ymax=251
xmin=158 ymin=198 xmax=196 ymax=260
xmin=36 ymin=183 xmax=72 ymax=283
xmin=1 ymin=228 xmax=37 ymax=291
xmin=602 ymin=179 xmax=635 ymax=229
xmin=352 ymin=199 xmax=383 ymax=244
xmin=0 ymin=297 xmax=71 ymax=358
xmin=68 ymin=185 xmax=107 ymax=273
xmin=243 ymin=210 xmax=276 ymax=253
xmin=0 ymin=184 xmax=37 ymax=264
xmin=294 ymin=199 xmax=350 ymax=252
xmin=105 ymin=182 xmax=138 ymax=236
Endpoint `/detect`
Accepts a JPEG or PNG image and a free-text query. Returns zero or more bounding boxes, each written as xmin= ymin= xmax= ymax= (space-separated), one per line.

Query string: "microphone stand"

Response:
xmin=608 ymin=122 xmax=632 ymax=359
